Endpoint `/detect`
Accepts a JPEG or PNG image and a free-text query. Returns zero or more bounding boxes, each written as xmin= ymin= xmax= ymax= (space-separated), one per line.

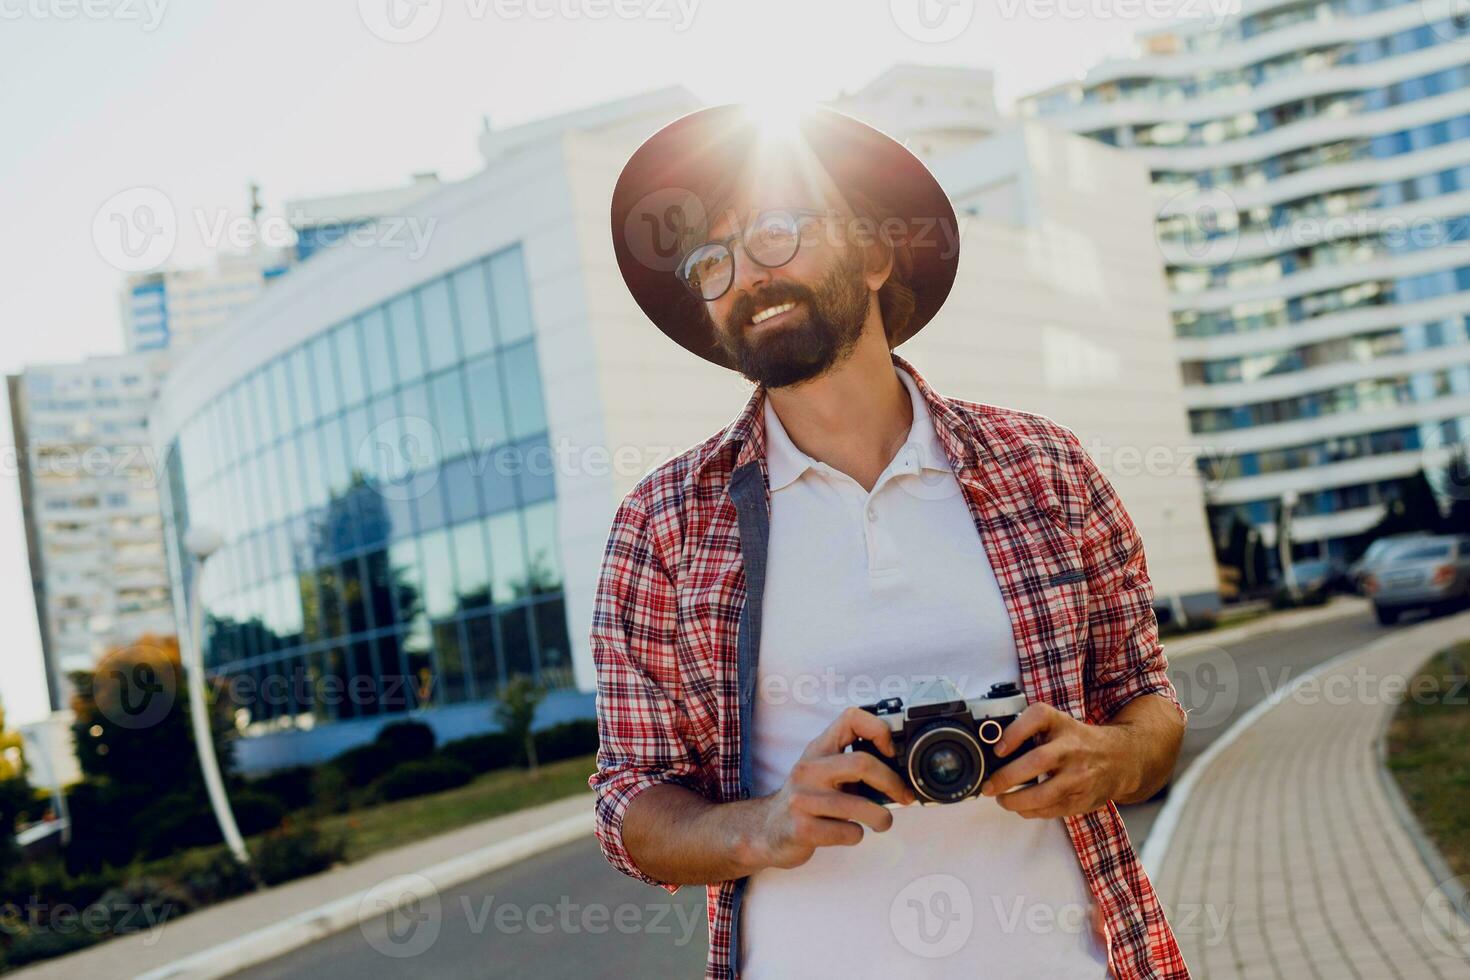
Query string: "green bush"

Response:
xmin=169 ymin=848 xmax=255 ymax=905
xmin=374 ymin=720 xmax=436 ymax=762
xmin=63 ymin=781 xmax=144 ymax=871
xmin=251 ymin=823 xmax=345 ymax=887
xmin=231 ymin=791 xmax=288 ymax=837
xmin=133 ymin=793 xmax=222 ymax=859
xmin=245 ymin=766 xmax=316 ymax=812
xmin=95 ymin=876 xmax=193 ymax=933
xmin=2 ymin=859 xmax=117 ymax=911
xmin=372 ymin=758 xmax=474 ymax=802
xmin=309 ymin=764 xmax=354 ymax=814
xmin=440 ymin=732 xmax=518 ymax=773
xmin=328 ymin=743 xmax=399 ymax=786
xmin=536 ymin=720 xmax=598 ymax=764
xmin=2 ymin=924 xmax=103 ymax=967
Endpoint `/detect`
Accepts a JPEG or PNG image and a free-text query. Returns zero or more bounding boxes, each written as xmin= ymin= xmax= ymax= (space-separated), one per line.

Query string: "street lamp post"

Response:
xmin=1161 ymin=507 xmax=1189 ymax=629
xmin=182 ymin=525 xmax=250 ymax=868
xmin=1279 ymin=490 xmax=1300 ymax=602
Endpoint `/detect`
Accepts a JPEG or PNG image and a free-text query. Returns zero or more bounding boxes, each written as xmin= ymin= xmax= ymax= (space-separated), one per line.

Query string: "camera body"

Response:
xmin=845 ymin=680 xmax=1039 ymax=805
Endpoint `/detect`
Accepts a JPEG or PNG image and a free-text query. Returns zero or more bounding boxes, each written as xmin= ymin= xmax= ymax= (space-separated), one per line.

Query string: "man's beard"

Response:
xmin=716 ymin=249 xmax=871 ymax=389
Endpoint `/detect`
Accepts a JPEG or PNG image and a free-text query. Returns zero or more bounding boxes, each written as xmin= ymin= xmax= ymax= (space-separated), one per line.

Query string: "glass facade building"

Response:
xmin=160 ymin=244 xmax=573 ymax=736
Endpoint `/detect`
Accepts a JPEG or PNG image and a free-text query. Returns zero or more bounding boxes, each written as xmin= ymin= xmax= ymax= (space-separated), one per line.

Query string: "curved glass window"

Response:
xmin=164 ymin=245 xmax=568 ymax=734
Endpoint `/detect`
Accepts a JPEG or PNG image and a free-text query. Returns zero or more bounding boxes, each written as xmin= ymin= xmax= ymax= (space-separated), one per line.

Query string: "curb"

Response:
xmin=135 ymin=809 xmax=594 ymax=980
xmin=1372 ymin=655 xmax=1470 ymax=951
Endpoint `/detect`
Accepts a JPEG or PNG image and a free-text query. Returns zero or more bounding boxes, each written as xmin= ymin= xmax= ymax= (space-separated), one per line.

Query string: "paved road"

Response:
xmin=234 ymin=606 xmax=1389 ymax=979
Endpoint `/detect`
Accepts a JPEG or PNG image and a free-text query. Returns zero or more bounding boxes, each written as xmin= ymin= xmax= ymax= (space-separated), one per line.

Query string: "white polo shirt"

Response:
xmin=739 ymin=367 xmax=1107 ymax=978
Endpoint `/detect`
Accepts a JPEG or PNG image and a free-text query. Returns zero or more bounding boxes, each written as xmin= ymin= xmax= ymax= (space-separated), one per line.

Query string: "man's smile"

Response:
xmin=748 ymin=300 xmax=803 ymax=329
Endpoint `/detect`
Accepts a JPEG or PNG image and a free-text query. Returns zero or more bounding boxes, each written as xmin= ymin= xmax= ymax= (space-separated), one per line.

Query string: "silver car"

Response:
xmin=1349 ymin=531 xmax=1432 ymax=591
xmin=1362 ymin=535 xmax=1470 ymax=625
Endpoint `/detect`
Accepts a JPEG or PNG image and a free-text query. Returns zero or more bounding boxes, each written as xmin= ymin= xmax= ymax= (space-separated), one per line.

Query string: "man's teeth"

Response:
xmin=750 ymin=301 xmax=796 ymax=325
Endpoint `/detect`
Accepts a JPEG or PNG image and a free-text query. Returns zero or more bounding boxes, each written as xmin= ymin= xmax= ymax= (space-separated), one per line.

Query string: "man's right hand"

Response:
xmin=753 ymin=706 xmax=918 ymax=870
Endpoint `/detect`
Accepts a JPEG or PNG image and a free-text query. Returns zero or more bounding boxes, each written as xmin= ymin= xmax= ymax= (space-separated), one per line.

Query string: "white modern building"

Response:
xmin=287 ymin=173 xmax=444 ymax=263
xmin=8 ymin=352 xmax=173 ymax=711
xmin=150 ymin=72 xmax=1217 ymax=771
xmin=1022 ymin=0 xmax=1470 ymax=560
xmin=121 ymin=249 xmax=294 ymax=355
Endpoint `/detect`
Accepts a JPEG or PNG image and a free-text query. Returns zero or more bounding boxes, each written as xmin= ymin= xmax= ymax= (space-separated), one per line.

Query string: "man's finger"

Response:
xmin=801 ymin=816 xmax=866 ymax=848
xmin=802 ymin=751 xmax=915 ymax=805
xmin=982 ymin=742 xmax=1060 ymax=797
xmin=993 ymin=772 xmax=1073 ymax=817
xmin=804 ymin=789 xmax=896 ymax=833
xmin=807 ymin=706 xmax=897 ymax=759
xmin=995 ymin=702 xmax=1063 ymax=756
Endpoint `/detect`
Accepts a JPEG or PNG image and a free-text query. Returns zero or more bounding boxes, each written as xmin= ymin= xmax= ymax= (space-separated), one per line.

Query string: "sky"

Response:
xmin=0 ymin=0 xmax=1232 ymax=724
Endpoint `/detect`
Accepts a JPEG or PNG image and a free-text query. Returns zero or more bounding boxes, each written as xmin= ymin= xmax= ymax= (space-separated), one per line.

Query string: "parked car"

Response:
xmin=1348 ymin=532 xmax=1433 ymax=593
xmin=1288 ymin=557 xmax=1351 ymax=597
xmin=1360 ymin=535 xmax=1470 ymax=625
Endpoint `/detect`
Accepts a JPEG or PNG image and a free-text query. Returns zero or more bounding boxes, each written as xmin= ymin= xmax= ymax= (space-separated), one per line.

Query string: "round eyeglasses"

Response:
xmin=676 ymin=208 xmax=828 ymax=302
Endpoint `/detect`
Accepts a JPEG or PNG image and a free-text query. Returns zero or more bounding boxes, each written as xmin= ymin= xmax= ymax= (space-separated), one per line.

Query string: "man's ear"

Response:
xmin=863 ymin=239 xmax=894 ymax=292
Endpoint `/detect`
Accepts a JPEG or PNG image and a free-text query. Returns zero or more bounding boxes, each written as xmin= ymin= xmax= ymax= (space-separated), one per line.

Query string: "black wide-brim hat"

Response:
xmin=610 ymin=104 xmax=961 ymax=370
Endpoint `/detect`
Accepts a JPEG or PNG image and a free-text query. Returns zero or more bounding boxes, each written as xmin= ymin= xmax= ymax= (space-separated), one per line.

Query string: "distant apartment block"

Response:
xmin=8 ymin=353 xmax=172 ymax=710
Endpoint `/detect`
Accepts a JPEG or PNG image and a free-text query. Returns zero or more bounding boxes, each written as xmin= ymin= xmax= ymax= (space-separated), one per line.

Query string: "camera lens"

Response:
xmin=924 ymin=746 xmax=967 ymax=787
xmin=906 ymin=724 xmax=984 ymax=803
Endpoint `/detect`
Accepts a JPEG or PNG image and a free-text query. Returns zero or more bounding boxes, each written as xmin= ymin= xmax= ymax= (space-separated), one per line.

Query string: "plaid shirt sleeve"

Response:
xmin=1064 ymin=430 xmax=1187 ymax=727
xmin=587 ymin=489 xmax=703 ymax=892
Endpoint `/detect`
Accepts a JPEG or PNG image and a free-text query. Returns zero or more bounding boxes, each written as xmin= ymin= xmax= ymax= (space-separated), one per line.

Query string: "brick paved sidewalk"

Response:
xmin=1152 ymin=609 xmax=1470 ymax=979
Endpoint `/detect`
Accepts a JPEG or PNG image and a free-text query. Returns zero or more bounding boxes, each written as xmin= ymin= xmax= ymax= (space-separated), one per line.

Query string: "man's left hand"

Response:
xmin=979 ymin=702 xmax=1138 ymax=819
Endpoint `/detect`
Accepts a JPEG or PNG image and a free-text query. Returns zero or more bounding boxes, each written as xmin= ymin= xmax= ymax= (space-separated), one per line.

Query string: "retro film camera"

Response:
xmin=845 ymin=679 xmax=1040 ymax=805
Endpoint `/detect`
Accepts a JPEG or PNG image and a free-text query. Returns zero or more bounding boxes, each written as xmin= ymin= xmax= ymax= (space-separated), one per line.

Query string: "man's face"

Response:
xmin=701 ymin=202 xmax=873 ymax=389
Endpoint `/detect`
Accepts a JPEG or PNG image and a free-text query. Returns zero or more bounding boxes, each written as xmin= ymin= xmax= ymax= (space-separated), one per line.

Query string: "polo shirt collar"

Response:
xmin=762 ymin=363 xmax=953 ymax=492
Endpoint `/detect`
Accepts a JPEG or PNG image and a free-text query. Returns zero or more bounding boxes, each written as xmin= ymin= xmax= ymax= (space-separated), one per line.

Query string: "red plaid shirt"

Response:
xmin=589 ymin=352 xmax=1190 ymax=979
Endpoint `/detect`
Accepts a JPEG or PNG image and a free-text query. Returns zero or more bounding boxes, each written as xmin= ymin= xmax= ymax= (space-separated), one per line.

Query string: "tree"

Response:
xmin=1210 ymin=513 xmax=1270 ymax=596
xmin=70 ymin=634 xmax=234 ymax=791
xmin=491 ymin=676 xmax=546 ymax=773
xmin=65 ymin=634 xmax=238 ymax=870
xmin=1440 ymin=449 xmax=1470 ymax=535
xmin=1363 ymin=470 xmax=1443 ymax=541
xmin=0 ymin=703 xmax=24 ymax=781
xmin=0 ymin=703 xmax=32 ymax=879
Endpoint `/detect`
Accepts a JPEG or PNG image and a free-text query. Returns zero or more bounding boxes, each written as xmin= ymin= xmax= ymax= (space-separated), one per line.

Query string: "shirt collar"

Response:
xmin=761 ymin=361 xmax=955 ymax=492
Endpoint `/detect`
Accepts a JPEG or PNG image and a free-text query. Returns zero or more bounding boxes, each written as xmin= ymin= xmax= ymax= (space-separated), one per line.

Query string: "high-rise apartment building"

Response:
xmin=1023 ymin=0 xmax=1470 ymax=560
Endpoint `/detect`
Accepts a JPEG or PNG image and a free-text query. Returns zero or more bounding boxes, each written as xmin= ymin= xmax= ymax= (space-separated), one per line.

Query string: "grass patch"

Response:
xmin=130 ymin=753 xmax=596 ymax=878
xmin=320 ymin=754 xmax=594 ymax=862
xmin=1385 ymin=641 xmax=1470 ymax=878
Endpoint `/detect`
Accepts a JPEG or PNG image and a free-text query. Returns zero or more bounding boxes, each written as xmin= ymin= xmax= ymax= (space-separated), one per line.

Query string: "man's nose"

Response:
xmin=731 ymin=252 xmax=771 ymax=299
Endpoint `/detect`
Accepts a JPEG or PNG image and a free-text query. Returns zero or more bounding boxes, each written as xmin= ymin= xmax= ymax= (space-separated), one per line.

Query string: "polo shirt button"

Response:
xmin=867 ymin=508 xmax=877 ymax=522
